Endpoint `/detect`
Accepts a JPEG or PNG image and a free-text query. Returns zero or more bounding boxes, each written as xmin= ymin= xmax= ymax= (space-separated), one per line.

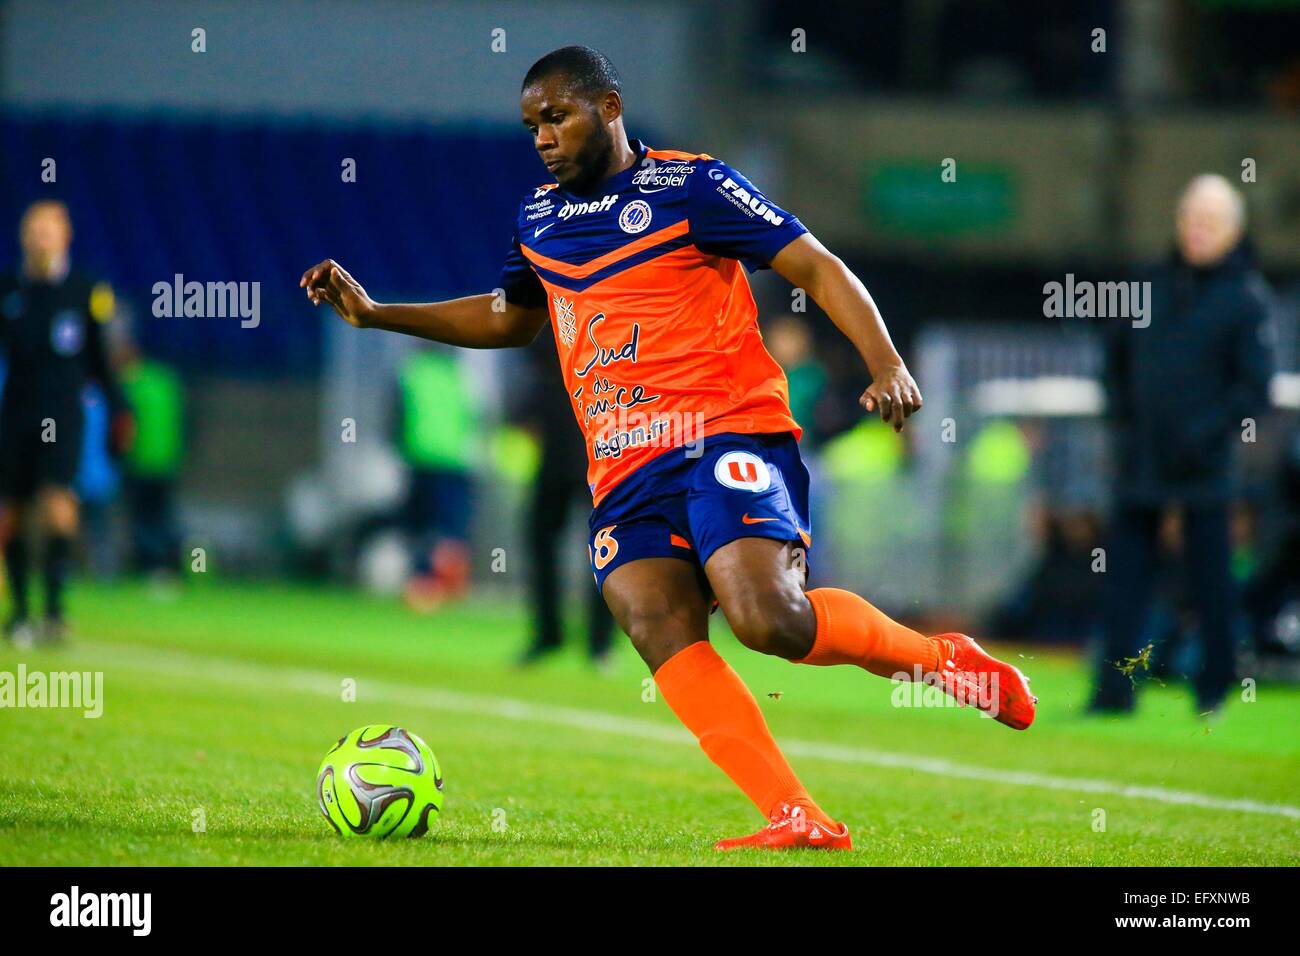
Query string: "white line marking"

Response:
xmin=87 ymin=643 xmax=1300 ymax=821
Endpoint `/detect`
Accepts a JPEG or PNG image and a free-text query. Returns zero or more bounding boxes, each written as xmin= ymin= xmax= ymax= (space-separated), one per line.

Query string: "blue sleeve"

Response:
xmin=498 ymin=219 xmax=547 ymax=308
xmin=687 ymin=159 xmax=808 ymax=272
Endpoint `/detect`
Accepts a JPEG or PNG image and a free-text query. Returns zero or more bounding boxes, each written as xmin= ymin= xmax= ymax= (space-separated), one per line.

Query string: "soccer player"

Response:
xmin=302 ymin=46 xmax=1036 ymax=850
xmin=1 ymin=200 xmax=131 ymax=647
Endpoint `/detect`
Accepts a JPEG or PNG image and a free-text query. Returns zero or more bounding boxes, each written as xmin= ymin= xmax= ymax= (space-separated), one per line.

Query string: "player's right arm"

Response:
xmin=299 ymin=259 xmax=548 ymax=349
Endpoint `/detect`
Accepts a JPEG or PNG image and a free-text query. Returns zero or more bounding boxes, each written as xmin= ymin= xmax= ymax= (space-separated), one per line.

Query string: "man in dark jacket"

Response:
xmin=1092 ymin=174 xmax=1274 ymax=715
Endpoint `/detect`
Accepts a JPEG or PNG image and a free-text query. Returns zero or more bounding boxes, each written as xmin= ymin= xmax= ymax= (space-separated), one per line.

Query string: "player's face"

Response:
xmin=521 ymin=79 xmax=615 ymax=194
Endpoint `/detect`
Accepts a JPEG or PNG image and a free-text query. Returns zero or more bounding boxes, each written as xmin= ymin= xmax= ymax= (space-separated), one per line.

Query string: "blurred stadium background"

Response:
xmin=3 ymin=1 xmax=1300 ymax=672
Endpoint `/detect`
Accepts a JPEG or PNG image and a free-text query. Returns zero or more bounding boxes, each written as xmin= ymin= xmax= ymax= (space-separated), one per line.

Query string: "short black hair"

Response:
xmin=522 ymin=45 xmax=622 ymax=102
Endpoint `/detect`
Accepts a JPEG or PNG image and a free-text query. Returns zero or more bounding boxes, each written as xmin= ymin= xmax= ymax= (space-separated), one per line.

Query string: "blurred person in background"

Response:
xmin=1091 ymin=174 xmax=1274 ymax=716
xmin=985 ymin=419 xmax=1103 ymax=645
xmin=515 ymin=328 xmax=615 ymax=668
xmin=987 ymin=503 xmax=1105 ymax=645
xmin=763 ymin=315 xmax=830 ymax=582
xmin=74 ymin=381 xmax=121 ymax=580
xmin=394 ymin=344 xmax=476 ymax=611
xmin=0 ymin=200 xmax=132 ymax=648
xmin=763 ymin=316 xmax=827 ymax=449
xmin=116 ymin=340 xmax=185 ymax=585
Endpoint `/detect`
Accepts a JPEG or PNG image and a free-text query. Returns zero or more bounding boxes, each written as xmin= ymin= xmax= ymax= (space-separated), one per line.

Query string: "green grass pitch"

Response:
xmin=1 ymin=580 xmax=1297 ymax=866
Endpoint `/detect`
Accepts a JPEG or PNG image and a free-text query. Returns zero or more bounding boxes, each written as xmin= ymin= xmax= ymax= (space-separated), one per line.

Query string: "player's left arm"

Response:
xmin=770 ymin=234 xmax=921 ymax=431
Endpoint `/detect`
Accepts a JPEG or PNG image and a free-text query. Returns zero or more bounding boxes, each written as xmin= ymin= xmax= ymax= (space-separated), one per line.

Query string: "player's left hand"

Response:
xmin=861 ymin=366 xmax=922 ymax=432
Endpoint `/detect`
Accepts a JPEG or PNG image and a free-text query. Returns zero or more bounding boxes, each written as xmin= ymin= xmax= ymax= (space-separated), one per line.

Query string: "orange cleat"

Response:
xmin=714 ymin=804 xmax=852 ymax=852
xmin=931 ymin=633 xmax=1037 ymax=730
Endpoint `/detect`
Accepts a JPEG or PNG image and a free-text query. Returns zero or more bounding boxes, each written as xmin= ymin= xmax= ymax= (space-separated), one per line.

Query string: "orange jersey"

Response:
xmin=500 ymin=139 xmax=808 ymax=504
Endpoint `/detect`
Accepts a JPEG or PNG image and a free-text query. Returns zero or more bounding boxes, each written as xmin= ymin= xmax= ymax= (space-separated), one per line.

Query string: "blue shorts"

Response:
xmin=587 ymin=432 xmax=811 ymax=593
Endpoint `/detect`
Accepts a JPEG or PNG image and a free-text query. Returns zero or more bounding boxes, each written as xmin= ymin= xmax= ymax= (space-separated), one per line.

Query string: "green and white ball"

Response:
xmin=317 ymin=724 xmax=444 ymax=838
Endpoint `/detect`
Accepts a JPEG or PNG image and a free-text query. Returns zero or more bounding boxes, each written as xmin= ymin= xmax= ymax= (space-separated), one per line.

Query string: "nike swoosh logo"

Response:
xmin=534 ymin=222 xmax=557 ymax=238
xmin=741 ymin=514 xmax=778 ymax=524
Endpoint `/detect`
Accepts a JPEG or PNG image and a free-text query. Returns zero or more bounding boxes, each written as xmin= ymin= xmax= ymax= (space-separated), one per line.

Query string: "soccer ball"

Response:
xmin=316 ymin=724 xmax=444 ymax=838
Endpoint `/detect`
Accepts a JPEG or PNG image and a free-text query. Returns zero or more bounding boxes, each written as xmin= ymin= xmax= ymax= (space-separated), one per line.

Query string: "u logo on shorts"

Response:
xmin=714 ymin=451 xmax=771 ymax=492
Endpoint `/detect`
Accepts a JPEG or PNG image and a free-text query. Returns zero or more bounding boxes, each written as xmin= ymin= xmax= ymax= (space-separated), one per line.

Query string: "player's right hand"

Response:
xmin=299 ymin=259 xmax=375 ymax=328
xmin=861 ymin=363 xmax=922 ymax=433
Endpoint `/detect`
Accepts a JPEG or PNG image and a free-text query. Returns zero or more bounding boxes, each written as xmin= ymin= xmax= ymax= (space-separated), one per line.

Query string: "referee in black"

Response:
xmin=1 ymin=200 xmax=132 ymax=648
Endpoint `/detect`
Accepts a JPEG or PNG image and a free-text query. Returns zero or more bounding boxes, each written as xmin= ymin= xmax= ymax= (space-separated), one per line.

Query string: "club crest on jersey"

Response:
xmin=50 ymin=309 xmax=84 ymax=356
xmin=619 ymin=200 xmax=652 ymax=234
xmin=714 ymin=451 xmax=771 ymax=492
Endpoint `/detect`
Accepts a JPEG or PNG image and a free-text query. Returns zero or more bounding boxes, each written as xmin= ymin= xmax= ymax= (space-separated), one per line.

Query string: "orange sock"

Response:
xmin=797 ymin=587 xmax=945 ymax=679
xmin=654 ymin=641 xmax=833 ymax=827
